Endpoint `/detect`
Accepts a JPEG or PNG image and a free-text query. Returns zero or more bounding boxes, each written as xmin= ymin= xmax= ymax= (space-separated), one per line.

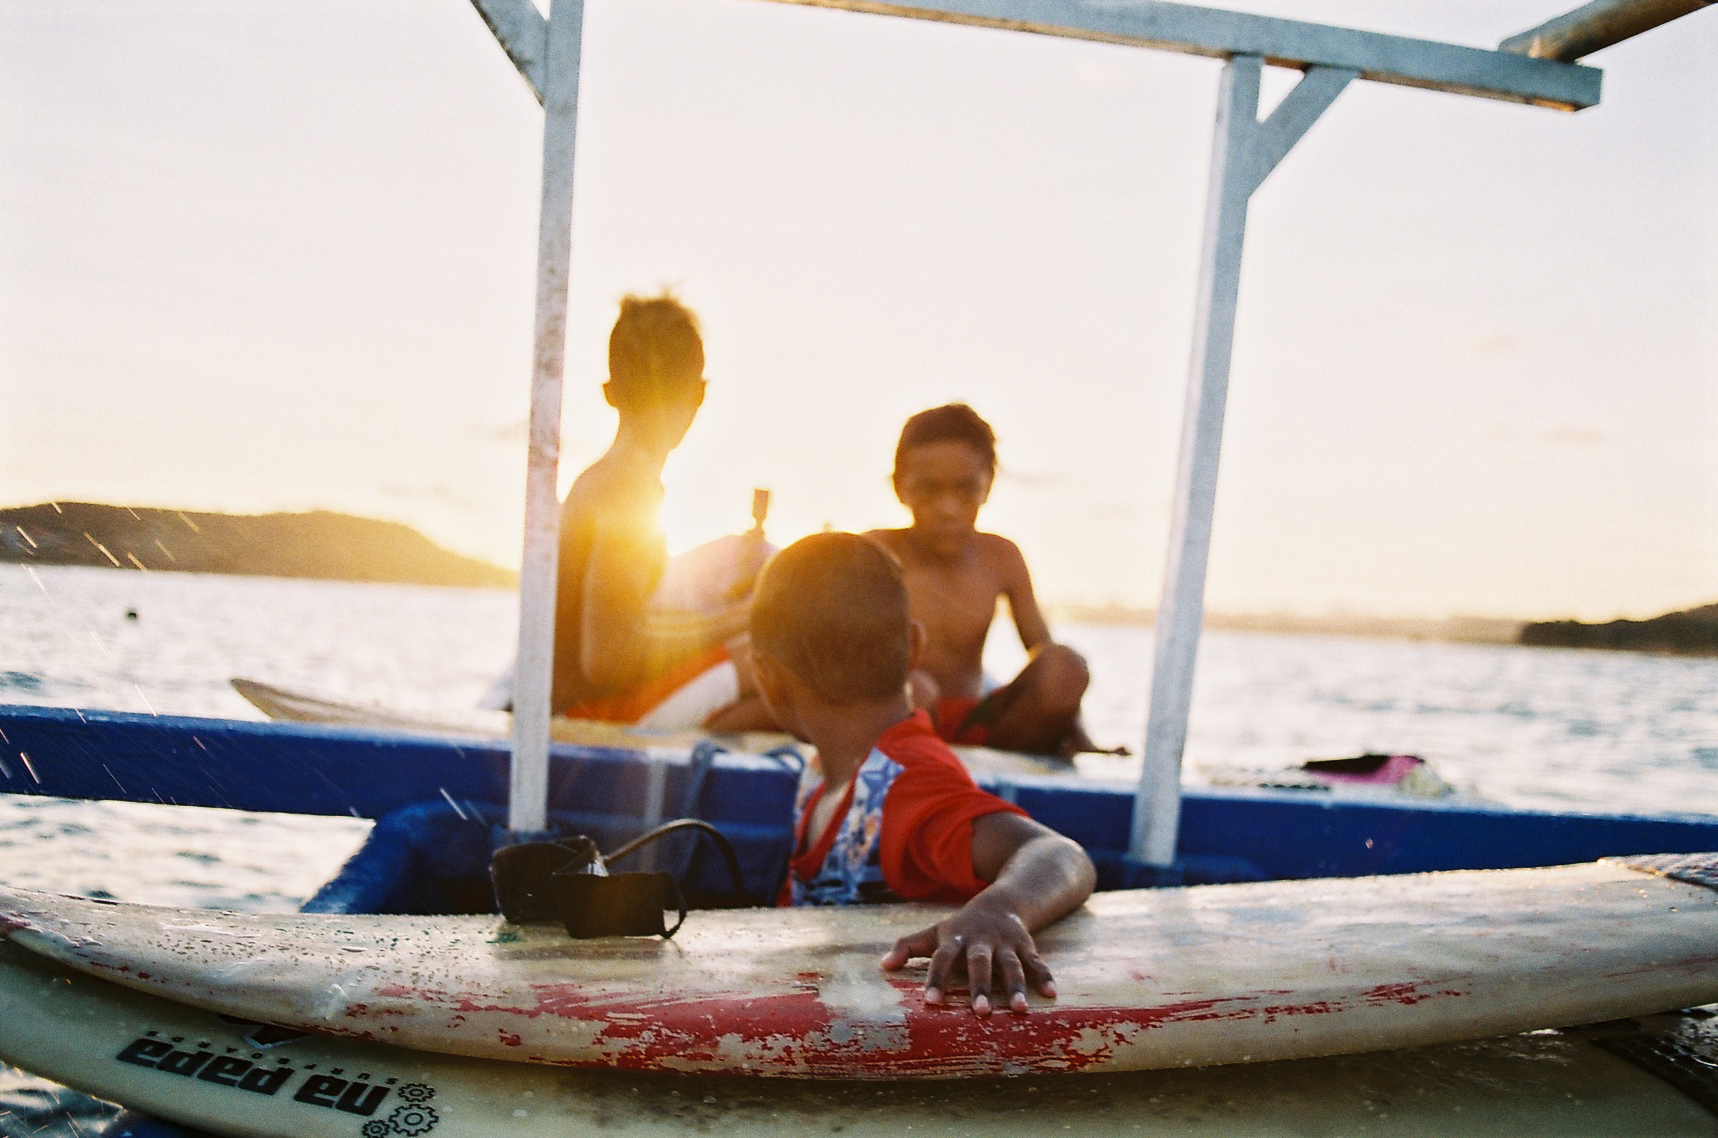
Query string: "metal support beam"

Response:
xmin=1243 ymin=66 xmax=1356 ymax=194
xmin=759 ymin=0 xmax=1600 ymax=109
xmin=1501 ymin=0 xmax=1713 ymax=61
xmin=471 ymin=0 xmax=550 ymax=104
xmin=463 ymin=0 xmax=1607 ymax=850
xmin=507 ymin=0 xmax=585 ymax=835
xmin=1130 ymin=58 xmax=1353 ymax=868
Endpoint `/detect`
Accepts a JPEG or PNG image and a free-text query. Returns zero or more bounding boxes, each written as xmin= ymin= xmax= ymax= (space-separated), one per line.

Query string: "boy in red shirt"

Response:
xmin=749 ymin=532 xmax=1096 ymax=1016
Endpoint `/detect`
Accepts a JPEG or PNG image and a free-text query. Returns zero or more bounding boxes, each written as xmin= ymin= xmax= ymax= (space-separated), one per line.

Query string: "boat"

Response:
xmin=6 ymin=702 xmax=1718 ymax=903
xmin=227 ymin=675 xmax=1460 ymax=794
xmin=5 ymin=0 xmax=1716 ymax=1131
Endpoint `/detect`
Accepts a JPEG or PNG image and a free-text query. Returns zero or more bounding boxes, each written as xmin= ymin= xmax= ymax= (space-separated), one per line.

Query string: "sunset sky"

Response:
xmin=3 ymin=0 xmax=1713 ymax=621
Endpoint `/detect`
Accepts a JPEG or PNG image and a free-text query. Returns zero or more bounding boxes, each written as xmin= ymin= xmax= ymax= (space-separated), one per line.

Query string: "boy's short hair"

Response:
xmin=751 ymin=533 xmax=911 ymax=705
xmin=893 ymin=403 xmax=997 ymax=478
xmin=607 ymin=293 xmax=704 ymax=409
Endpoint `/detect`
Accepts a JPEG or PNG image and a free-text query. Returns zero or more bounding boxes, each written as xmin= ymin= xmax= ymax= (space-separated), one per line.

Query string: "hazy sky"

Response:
xmin=3 ymin=0 xmax=1713 ymax=620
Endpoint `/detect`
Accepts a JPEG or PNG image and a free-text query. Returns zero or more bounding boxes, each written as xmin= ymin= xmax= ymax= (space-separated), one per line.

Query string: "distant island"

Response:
xmin=0 ymin=502 xmax=516 ymax=589
xmin=1520 ymin=603 xmax=1718 ymax=657
xmin=1050 ymin=600 xmax=1718 ymax=658
xmin=1047 ymin=603 xmax=1524 ymax=646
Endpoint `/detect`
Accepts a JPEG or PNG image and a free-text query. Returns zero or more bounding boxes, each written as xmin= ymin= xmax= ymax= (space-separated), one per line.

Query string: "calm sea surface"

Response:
xmin=3 ymin=563 xmax=1716 ymax=913
xmin=1 ymin=564 xmax=1716 ymax=1131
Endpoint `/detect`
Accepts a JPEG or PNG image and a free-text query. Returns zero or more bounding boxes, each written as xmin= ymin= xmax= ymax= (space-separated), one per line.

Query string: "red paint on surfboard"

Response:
xmin=338 ymin=971 xmax=1476 ymax=1077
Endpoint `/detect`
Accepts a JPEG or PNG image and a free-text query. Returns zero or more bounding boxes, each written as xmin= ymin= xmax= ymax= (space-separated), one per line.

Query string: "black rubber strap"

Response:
xmin=662 ymin=876 xmax=688 ymax=939
xmin=605 ymin=819 xmax=748 ymax=898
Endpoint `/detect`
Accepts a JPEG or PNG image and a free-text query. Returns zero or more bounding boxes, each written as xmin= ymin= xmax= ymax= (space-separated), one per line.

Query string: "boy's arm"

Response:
xmin=578 ymin=518 xmax=668 ymax=692
xmin=580 ymin=523 xmax=752 ymax=692
xmin=993 ymin=536 xmax=1111 ymax=755
xmin=995 ymin=538 xmax=1052 ymax=651
xmin=880 ymin=812 xmax=1095 ymax=1016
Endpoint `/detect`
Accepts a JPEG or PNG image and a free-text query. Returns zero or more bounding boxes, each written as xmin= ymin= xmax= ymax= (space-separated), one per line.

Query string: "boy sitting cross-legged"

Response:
xmin=867 ymin=404 xmax=1106 ymax=757
xmin=749 ymin=532 xmax=1095 ymax=1016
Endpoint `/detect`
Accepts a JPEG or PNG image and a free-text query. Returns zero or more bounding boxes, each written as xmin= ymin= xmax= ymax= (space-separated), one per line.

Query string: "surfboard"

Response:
xmin=5 ymin=856 xmax=1718 ymax=1080
xmin=228 ymin=677 xmax=1078 ymax=779
xmin=3 ymin=941 xmax=1717 ymax=1138
xmin=229 ymin=677 xmax=799 ymax=756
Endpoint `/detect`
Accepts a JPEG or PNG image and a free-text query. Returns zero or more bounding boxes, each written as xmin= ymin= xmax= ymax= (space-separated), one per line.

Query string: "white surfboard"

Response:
xmin=228 ymin=677 xmax=1079 ymax=779
xmin=4 ymin=857 xmax=1717 ymax=1080
xmin=3 ymin=941 xmax=1716 ymax=1138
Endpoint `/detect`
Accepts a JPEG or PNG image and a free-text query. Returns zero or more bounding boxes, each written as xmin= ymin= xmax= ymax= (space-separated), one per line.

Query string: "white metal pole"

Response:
xmin=1501 ymin=0 xmax=1712 ymax=61
xmin=509 ymin=0 xmax=585 ymax=835
xmin=1130 ymin=55 xmax=1262 ymax=867
xmin=1127 ymin=57 xmax=1352 ymax=867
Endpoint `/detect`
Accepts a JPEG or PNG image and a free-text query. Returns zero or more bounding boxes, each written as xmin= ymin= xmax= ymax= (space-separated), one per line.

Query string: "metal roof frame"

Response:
xmin=475 ymin=0 xmax=1702 ymax=866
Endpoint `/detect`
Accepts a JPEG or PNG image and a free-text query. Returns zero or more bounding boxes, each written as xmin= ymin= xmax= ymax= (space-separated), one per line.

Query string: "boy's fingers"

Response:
xmin=881 ymin=926 xmax=938 ymax=971
xmin=1021 ymin=949 xmax=1056 ymax=998
xmin=998 ymin=949 xmax=1029 ymax=1014
xmin=965 ymin=943 xmax=994 ymax=1017
xmin=924 ymin=934 xmax=966 ymax=1005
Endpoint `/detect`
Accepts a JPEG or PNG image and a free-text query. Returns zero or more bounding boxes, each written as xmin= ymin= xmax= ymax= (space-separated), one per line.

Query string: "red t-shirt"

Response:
xmin=782 ymin=712 xmax=1026 ymax=906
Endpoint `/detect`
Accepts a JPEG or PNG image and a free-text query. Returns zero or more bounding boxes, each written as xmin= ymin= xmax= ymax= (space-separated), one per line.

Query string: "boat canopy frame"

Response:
xmin=470 ymin=0 xmax=1701 ymax=863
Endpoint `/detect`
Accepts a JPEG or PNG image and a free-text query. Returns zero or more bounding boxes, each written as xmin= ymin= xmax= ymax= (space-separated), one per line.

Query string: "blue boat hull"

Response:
xmin=6 ymin=703 xmax=1718 ymax=904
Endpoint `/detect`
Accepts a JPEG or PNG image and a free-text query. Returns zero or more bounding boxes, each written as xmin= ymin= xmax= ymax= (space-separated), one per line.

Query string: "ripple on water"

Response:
xmin=0 ymin=796 xmax=370 ymax=911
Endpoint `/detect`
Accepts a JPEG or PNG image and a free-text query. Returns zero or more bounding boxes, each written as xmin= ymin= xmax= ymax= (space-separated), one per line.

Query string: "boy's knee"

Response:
xmin=1033 ymin=644 xmax=1089 ymax=700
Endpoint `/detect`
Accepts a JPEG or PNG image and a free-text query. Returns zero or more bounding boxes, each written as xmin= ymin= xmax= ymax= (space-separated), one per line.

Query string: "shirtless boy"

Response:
xmin=550 ymin=294 xmax=769 ymax=729
xmin=867 ymin=404 xmax=1095 ymax=756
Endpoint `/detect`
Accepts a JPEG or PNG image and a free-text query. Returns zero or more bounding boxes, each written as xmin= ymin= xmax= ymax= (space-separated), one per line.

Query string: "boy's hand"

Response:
xmin=880 ymin=899 xmax=1055 ymax=1016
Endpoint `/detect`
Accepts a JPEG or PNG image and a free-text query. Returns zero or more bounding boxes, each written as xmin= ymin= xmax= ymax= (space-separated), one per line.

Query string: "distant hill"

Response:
xmin=0 ymin=502 xmax=516 ymax=589
xmin=1519 ymin=603 xmax=1718 ymax=657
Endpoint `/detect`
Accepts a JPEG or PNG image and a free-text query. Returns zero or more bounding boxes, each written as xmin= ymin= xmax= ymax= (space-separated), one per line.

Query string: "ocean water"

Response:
xmin=3 ymin=564 xmax=1717 ymax=917
xmin=1 ymin=564 xmax=1716 ymax=1133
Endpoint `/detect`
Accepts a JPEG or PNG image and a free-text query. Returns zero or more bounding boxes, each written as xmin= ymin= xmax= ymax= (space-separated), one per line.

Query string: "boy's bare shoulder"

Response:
xmin=976 ymin=531 xmax=1028 ymax=565
xmin=973 ymin=533 xmax=1035 ymax=595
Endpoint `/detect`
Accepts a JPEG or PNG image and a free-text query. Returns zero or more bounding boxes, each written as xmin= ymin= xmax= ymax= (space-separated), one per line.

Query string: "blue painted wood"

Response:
xmin=8 ymin=704 xmax=1718 ymax=897
xmin=0 ymin=704 xmax=797 ymax=827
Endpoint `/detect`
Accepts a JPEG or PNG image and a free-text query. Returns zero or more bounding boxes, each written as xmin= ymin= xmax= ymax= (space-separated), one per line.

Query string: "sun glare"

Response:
xmin=658 ymin=475 xmax=758 ymax=557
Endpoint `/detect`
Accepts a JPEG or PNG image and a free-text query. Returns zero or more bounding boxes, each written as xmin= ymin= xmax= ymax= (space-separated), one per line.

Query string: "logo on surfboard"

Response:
xmin=115 ymin=1029 xmax=441 ymax=1134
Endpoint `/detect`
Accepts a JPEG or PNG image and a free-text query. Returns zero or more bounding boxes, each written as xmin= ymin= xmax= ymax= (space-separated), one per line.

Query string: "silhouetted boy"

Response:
xmin=550 ymin=294 xmax=767 ymax=728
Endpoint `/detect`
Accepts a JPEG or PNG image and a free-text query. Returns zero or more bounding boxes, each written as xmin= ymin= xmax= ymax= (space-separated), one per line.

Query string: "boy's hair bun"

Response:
xmin=751 ymin=533 xmax=911 ymax=704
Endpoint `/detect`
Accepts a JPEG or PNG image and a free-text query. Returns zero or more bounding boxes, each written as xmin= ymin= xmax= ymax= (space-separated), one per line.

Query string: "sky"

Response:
xmin=2 ymin=0 xmax=1713 ymax=621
